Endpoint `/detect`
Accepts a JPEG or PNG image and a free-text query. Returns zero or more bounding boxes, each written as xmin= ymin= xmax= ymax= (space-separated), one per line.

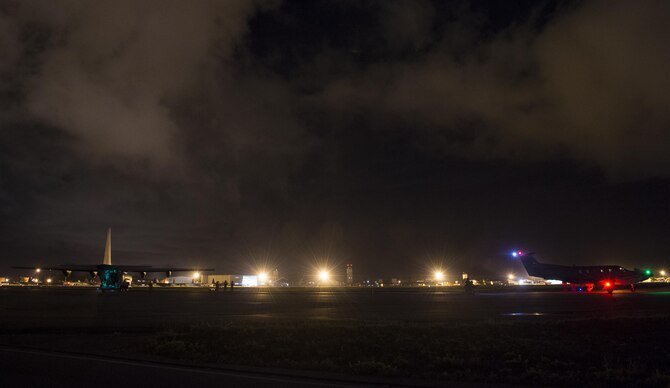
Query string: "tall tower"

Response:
xmin=346 ymin=264 xmax=353 ymax=285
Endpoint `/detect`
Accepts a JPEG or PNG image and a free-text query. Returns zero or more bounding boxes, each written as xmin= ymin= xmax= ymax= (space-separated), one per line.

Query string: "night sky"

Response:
xmin=1 ymin=0 xmax=670 ymax=280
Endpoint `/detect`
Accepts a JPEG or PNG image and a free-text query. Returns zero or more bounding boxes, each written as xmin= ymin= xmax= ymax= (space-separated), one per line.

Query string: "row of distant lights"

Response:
xmin=193 ymin=270 xmax=327 ymax=282
xmin=30 ymin=269 xmax=289 ymax=283
xmin=193 ymin=267 xmax=667 ymax=282
xmin=34 ymin=268 xmax=52 ymax=283
xmin=29 ymin=266 xmax=667 ymax=283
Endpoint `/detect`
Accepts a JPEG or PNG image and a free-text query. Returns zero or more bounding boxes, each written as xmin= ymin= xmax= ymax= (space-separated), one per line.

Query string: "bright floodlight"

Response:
xmin=258 ymin=272 xmax=268 ymax=282
xmin=192 ymin=272 xmax=200 ymax=279
xmin=511 ymin=251 xmax=518 ymax=257
xmin=434 ymin=271 xmax=444 ymax=281
xmin=319 ymin=270 xmax=329 ymax=282
xmin=46 ymin=278 xmax=52 ymax=283
xmin=36 ymin=268 xmax=41 ymax=273
xmin=507 ymin=273 xmax=515 ymax=280
xmin=661 ymin=270 xmax=666 ymax=277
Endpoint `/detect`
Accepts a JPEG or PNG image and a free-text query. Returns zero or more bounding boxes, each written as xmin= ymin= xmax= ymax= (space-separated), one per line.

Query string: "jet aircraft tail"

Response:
xmin=103 ymin=228 xmax=112 ymax=265
xmin=519 ymin=253 xmax=543 ymax=277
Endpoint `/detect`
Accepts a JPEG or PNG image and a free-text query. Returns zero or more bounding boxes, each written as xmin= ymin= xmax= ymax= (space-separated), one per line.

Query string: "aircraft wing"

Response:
xmin=13 ymin=265 xmax=214 ymax=273
xmin=12 ymin=265 xmax=100 ymax=272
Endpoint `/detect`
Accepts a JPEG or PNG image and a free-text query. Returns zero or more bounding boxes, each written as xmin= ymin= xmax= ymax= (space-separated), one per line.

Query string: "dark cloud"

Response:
xmin=312 ymin=0 xmax=670 ymax=177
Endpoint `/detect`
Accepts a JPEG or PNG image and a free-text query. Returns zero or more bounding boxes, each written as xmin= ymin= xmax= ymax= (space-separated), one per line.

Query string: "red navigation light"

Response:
xmin=517 ymin=251 xmax=524 ymax=256
xmin=604 ymin=281 xmax=611 ymax=288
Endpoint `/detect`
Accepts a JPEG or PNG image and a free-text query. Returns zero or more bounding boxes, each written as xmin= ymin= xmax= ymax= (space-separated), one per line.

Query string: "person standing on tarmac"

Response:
xmin=223 ymin=280 xmax=228 ymax=291
xmin=464 ymin=279 xmax=475 ymax=294
xmin=215 ymin=280 xmax=220 ymax=291
xmin=230 ymin=280 xmax=235 ymax=291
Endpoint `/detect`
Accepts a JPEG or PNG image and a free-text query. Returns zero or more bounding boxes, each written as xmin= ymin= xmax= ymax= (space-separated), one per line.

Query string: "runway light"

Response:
xmin=434 ymin=271 xmax=444 ymax=281
xmin=319 ymin=270 xmax=330 ymax=282
xmin=645 ymin=269 xmax=652 ymax=276
xmin=192 ymin=272 xmax=200 ymax=279
xmin=36 ymin=268 xmax=41 ymax=273
xmin=46 ymin=278 xmax=52 ymax=283
xmin=507 ymin=273 xmax=515 ymax=280
xmin=661 ymin=270 xmax=666 ymax=277
xmin=258 ymin=272 xmax=268 ymax=282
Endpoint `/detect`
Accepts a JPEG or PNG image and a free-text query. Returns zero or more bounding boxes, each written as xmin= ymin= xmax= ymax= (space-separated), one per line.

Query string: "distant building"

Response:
xmin=206 ymin=274 xmax=242 ymax=285
xmin=206 ymin=274 xmax=262 ymax=286
xmin=346 ymin=264 xmax=353 ymax=285
xmin=168 ymin=276 xmax=195 ymax=285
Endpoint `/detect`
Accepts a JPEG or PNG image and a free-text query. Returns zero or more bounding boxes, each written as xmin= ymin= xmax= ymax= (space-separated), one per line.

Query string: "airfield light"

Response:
xmin=258 ymin=272 xmax=268 ymax=282
xmin=605 ymin=281 xmax=611 ymax=288
xmin=319 ymin=270 xmax=330 ymax=282
xmin=660 ymin=270 xmax=666 ymax=277
xmin=507 ymin=273 xmax=515 ymax=280
xmin=645 ymin=269 xmax=652 ymax=276
xmin=192 ymin=272 xmax=200 ymax=279
xmin=36 ymin=268 xmax=41 ymax=273
xmin=46 ymin=278 xmax=52 ymax=284
xmin=434 ymin=271 xmax=444 ymax=281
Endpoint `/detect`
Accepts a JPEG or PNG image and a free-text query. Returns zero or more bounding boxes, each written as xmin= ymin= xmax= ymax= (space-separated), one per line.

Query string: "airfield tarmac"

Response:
xmin=2 ymin=286 xmax=670 ymax=329
xmin=2 ymin=286 xmax=670 ymax=387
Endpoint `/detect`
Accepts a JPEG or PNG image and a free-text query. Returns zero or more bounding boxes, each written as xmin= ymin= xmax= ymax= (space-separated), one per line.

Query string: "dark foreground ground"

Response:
xmin=1 ymin=286 xmax=670 ymax=387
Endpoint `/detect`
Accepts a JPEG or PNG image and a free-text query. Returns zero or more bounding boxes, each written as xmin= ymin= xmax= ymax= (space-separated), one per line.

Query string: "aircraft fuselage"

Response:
xmin=520 ymin=254 xmax=651 ymax=291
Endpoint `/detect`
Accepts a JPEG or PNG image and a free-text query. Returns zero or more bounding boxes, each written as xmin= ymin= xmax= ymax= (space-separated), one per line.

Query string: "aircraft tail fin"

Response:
xmin=103 ymin=228 xmax=112 ymax=265
xmin=519 ymin=254 xmax=542 ymax=276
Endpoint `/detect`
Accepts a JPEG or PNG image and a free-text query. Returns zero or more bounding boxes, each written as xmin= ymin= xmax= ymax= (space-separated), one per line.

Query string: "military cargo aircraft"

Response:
xmin=515 ymin=251 xmax=652 ymax=293
xmin=14 ymin=229 xmax=214 ymax=291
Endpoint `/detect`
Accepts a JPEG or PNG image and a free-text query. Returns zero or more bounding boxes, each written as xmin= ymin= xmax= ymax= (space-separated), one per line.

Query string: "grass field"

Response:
xmin=145 ymin=315 xmax=670 ymax=387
